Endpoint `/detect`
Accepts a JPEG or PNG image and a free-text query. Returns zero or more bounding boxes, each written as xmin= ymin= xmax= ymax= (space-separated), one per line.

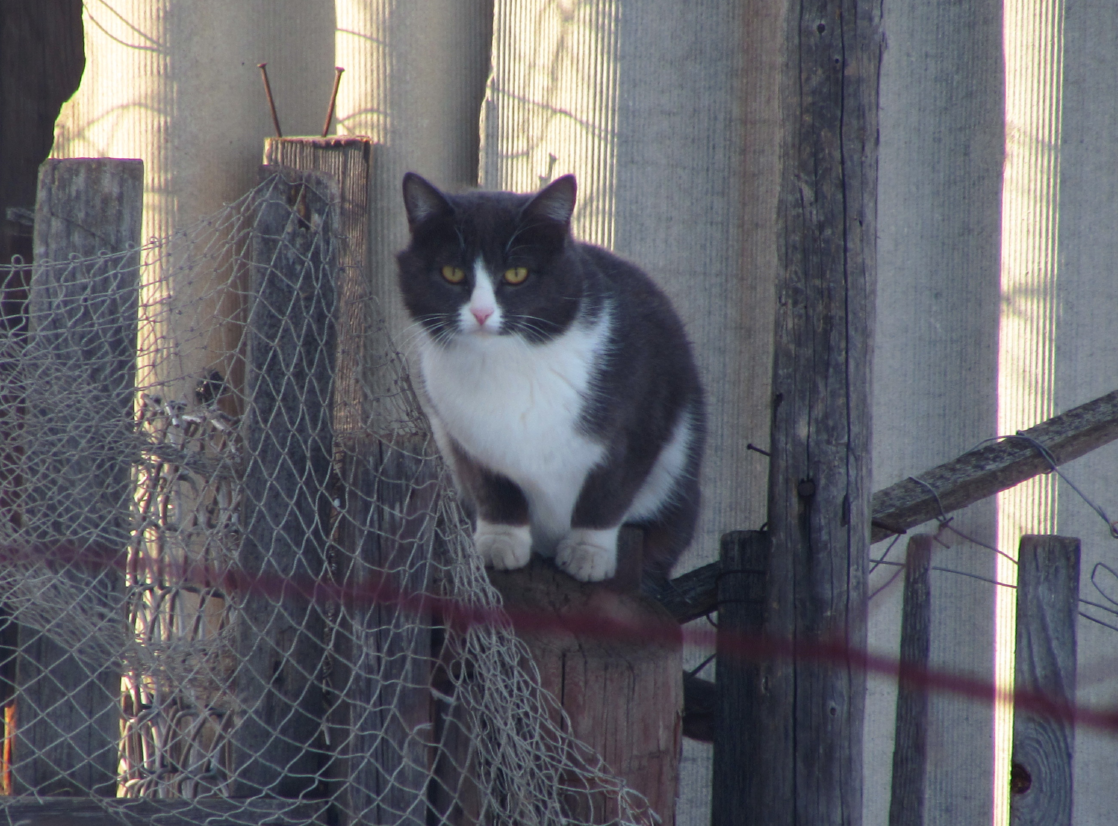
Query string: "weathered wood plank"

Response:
xmin=231 ymin=167 xmax=337 ymax=797
xmin=888 ymin=535 xmax=933 ymax=826
xmin=14 ymin=158 xmax=142 ymax=796
xmin=711 ymin=530 xmax=768 ymax=825
xmin=650 ymin=558 xmax=720 ymax=623
xmin=660 ymin=387 xmax=1118 ymax=624
xmin=1010 ymin=535 xmax=1079 ymax=826
xmin=758 ymin=0 xmax=881 ymax=822
xmin=871 ymin=389 xmax=1118 ymax=543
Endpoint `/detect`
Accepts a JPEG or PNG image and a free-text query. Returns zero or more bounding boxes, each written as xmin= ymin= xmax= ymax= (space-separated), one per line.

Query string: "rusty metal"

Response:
xmin=257 ymin=63 xmax=282 ymax=138
xmin=321 ymin=66 xmax=345 ymax=138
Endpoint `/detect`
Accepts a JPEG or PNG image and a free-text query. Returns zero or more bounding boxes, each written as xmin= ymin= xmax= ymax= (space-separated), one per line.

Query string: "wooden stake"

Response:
xmin=333 ymin=436 xmax=435 ymax=826
xmin=711 ymin=530 xmax=768 ymax=825
xmin=888 ymin=535 xmax=934 ymax=826
xmin=1010 ymin=535 xmax=1079 ymax=826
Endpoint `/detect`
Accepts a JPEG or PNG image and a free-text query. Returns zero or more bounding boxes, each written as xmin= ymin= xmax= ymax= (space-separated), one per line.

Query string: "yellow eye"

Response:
xmin=441 ymin=265 xmax=466 ymax=284
xmin=504 ymin=267 xmax=529 ymax=285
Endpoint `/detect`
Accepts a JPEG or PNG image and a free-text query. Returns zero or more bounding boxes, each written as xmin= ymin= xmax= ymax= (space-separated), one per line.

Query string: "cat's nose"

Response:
xmin=471 ymin=307 xmax=494 ymax=327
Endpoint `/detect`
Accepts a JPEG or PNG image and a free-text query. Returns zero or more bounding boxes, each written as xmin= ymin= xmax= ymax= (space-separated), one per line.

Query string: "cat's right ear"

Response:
xmin=524 ymin=174 xmax=577 ymax=226
xmin=402 ymin=173 xmax=452 ymax=229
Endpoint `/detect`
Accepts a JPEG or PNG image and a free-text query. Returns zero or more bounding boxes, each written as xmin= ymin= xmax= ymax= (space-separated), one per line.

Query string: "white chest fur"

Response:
xmin=418 ymin=308 xmax=613 ymax=546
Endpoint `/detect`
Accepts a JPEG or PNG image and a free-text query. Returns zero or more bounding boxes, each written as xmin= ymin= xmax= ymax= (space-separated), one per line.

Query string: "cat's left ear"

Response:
xmin=402 ymin=172 xmax=453 ymax=228
xmin=524 ymin=174 xmax=577 ymax=226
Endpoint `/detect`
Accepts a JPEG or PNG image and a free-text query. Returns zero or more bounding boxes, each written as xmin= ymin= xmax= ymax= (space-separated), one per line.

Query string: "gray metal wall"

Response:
xmin=871 ymin=1 xmax=1004 ymax=823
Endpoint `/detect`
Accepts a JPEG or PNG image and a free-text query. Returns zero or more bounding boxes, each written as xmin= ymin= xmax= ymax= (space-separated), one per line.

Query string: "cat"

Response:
xmin=396 ymin=172 xmax=705 ymax=584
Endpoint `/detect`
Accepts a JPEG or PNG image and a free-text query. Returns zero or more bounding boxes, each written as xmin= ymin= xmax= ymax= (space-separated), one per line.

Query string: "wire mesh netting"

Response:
xmin=0 ymin=171 xmax=657 ymax=825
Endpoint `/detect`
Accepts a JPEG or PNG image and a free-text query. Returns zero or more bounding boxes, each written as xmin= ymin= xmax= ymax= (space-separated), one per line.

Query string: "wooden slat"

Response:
xmin=711 ymin=531 xmax=768 ymax=825
xmin=888 ymin=535 xmax=933 ymax=826
xmin=871 ymin=389 xmax=1118 ymax=543
xmin=14 ymin=158 xmax=142 ymax=796
xmin=650 ymin=559 xmax=720 ymax=623
xmin=231 ymin=167 xmax=337 ymax=797
xmin=1010 ymin=535 xmax=1079 ymax=826
xmin=659 ymin=386 xmax=1118 ymax=624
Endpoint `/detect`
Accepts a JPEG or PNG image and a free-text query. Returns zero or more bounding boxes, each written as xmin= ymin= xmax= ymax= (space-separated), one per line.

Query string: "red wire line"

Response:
xmin=5 ymin=541 xmax=1117 ymax=736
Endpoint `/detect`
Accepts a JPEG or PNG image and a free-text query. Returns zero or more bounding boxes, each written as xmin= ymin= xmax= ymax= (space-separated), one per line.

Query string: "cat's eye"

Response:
xmin=441 ymin=265 xmax=466 ymax=284
xmin=504 ymin=267 xmax=529 ymax=285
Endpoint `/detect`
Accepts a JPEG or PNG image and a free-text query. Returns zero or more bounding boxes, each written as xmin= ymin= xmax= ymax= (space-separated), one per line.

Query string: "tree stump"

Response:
xmin=488 ymin=530 xmax=682 ymax=826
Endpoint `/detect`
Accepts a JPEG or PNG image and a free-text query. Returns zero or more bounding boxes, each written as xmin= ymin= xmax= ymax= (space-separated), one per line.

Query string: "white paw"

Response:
xmin=555 ymin=527 xmax=620 ymax=582
xmin=475 ymin=521 xmax=532 ymax=571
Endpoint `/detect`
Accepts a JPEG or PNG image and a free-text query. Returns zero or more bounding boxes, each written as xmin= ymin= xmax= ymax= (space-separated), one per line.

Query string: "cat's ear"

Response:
xmin=523 ymin=174 xmax=577 ymax=226
xmin=402 ymin=172 xmax=452 ymax=228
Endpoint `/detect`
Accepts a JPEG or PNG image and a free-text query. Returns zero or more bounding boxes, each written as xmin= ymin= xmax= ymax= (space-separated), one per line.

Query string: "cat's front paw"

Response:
xmin=475 ymin=521 xmax=533 ymax=571
xmin=555 ymin=528 xmax=619 ymax=582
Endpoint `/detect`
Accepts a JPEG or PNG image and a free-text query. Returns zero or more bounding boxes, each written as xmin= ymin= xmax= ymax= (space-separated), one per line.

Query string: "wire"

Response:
xmin=1004 ymin=433 xmax=1118 ymax=539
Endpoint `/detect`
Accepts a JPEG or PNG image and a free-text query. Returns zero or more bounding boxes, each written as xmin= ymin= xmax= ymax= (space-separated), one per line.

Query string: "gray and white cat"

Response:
xmin=397 ymin=173 xmax=704 ymax=583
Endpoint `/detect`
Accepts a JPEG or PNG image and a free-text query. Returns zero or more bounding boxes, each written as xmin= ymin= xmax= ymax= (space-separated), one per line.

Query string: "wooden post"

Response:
xmin=231 ymin=167 xmax=337 ymax=797
xmin=761 ymin=0 xmax=881 ymax=823
xmin=711 ymin=530 xmax=768 ymax=825
xmin=332 ymin=436 xmax=436 ymax=826
xmin=1010 ymin=535 xmax=1079 ymax=826
xmin=888 ymin=535 xmax=934 ymax=826
xmin=12 ymin=158 xmax=142 ymax=795
xmin=487 ymin=529 xmax=681 ymax=826
xmin=261 ymin=137 xmax=376 ymax=433
xmin=261 ymin=138 xmax=439 ymax=822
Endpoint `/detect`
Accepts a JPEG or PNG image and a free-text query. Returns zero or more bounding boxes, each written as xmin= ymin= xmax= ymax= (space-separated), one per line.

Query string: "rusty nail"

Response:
xmin=258 ymin=62 xmax=282 ymax=138
xmin=321 ymin=67 xmax=345 ymax=138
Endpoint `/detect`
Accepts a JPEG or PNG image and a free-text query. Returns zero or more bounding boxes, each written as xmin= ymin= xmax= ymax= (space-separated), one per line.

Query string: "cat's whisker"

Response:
xmin=396 ymin=316 xmax=458 ymax=354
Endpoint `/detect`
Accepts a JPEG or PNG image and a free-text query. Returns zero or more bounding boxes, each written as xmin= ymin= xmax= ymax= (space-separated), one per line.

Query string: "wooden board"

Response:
xmin=658 ymin=387 xmax=1118 ymax=624
xmin=711 ymin=531 xmax=768 ymax=825
xmin=231 ymin=167 xmax=337 ymax=797
xmin=14 ymin=158 xmax=142 ymax=796
xmin=1010 ymin=535 xmax=1079 ymax=826
xmin=888 ymin=536 xmax=933 ymax=826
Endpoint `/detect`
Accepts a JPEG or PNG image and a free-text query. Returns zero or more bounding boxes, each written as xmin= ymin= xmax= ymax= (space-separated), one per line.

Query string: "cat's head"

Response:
xmin=396 ymin=173 xmax=583 ymax=346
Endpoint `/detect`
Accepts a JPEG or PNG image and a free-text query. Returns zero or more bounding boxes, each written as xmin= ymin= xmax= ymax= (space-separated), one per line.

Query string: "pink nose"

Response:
xmin=472 ymin=307 xmax=493 ymax=326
